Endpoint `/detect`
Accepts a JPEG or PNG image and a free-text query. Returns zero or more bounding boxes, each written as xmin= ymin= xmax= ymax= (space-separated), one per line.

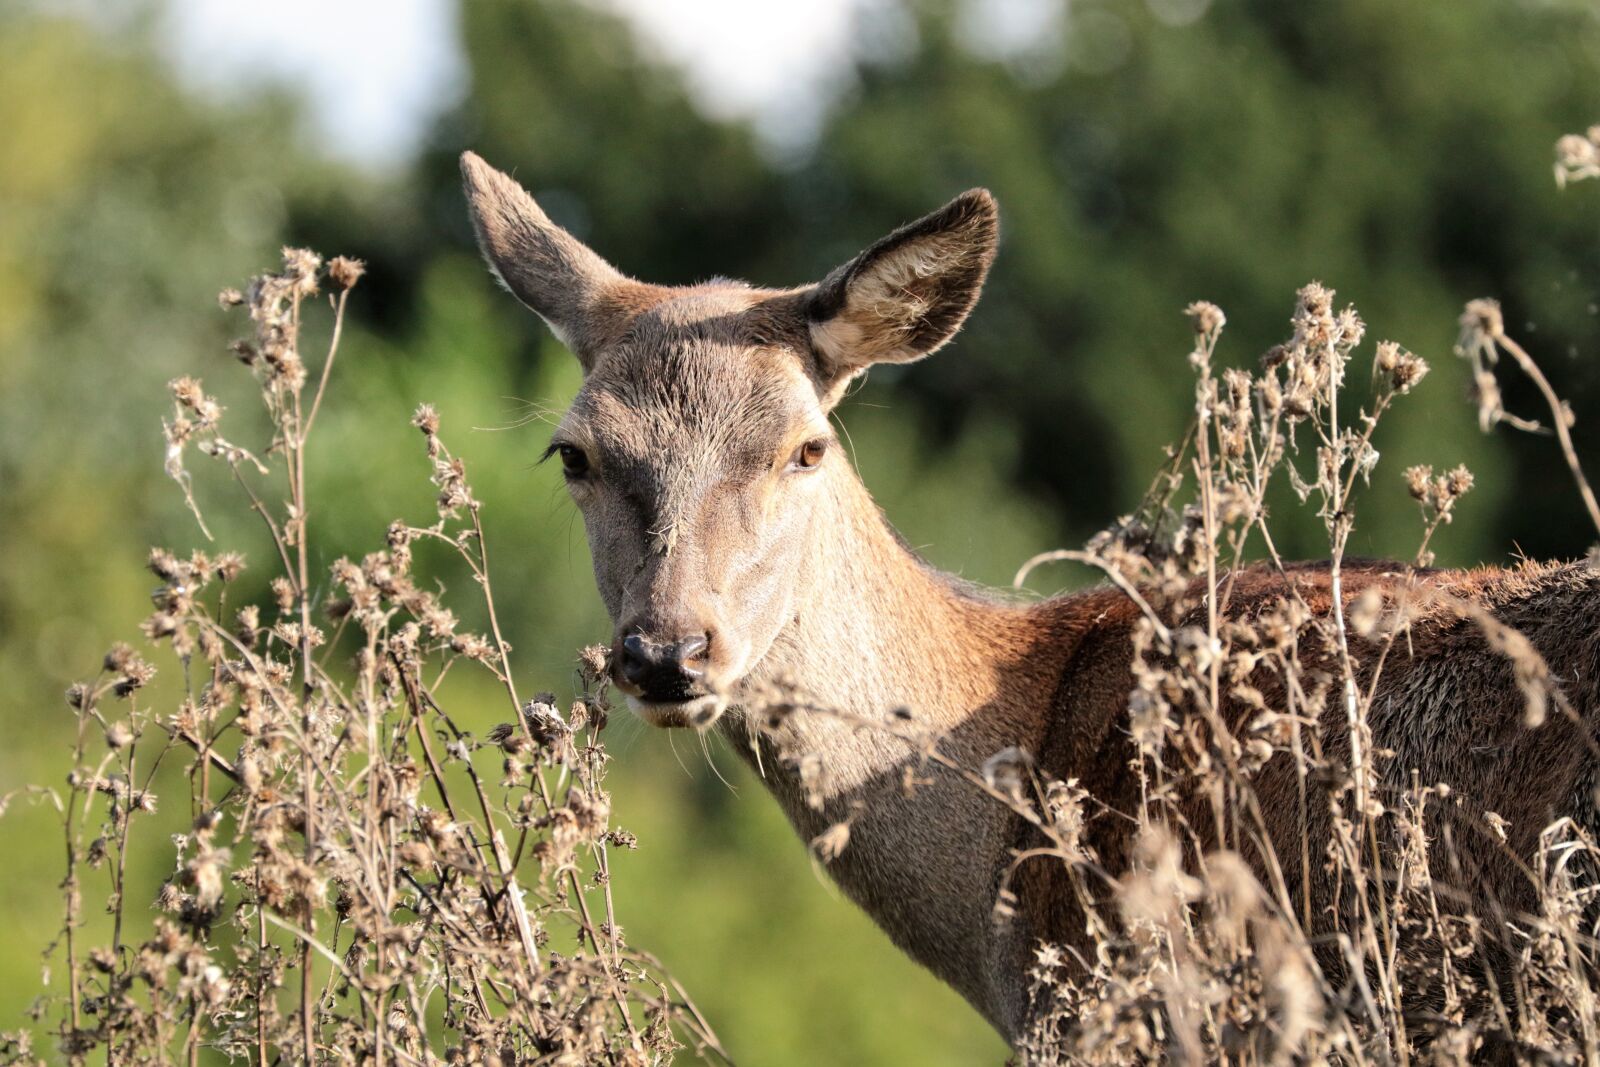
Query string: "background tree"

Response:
xmin=4 ymin=1 xmax=1600 ymax=1062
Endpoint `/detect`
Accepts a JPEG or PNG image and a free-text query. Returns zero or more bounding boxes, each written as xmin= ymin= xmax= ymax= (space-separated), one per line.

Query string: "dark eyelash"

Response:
xmin=538 ymin=442 xmax=562 ymax=465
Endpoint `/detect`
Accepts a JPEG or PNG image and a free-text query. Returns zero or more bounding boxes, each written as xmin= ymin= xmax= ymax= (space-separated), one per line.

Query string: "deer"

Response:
xmin=458 ymin=151 xmax=1600 ymax=1050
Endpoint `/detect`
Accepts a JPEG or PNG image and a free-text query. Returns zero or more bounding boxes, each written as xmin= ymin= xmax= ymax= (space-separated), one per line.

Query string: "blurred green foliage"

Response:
xmin=3 ymin=0 xmax=1600 ymax=1062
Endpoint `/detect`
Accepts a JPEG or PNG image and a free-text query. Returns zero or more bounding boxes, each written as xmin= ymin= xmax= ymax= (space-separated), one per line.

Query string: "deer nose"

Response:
xmin=618 ymin=631 xmax=710 ymax=701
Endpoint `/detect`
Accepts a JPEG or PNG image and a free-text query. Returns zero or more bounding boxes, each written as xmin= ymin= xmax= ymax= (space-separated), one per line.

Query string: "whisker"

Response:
xmin=665 ymin=728 xmax=694 ymax=780
xmin=834 ymin=410 xmax=860 ymax=469
xmin=474 ymin=395 xmax=564 ymax=433
xmin=698 ymin=727 xmax=738 ymax=795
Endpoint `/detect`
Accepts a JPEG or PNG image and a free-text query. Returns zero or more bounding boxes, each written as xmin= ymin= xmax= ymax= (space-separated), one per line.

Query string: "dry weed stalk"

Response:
xmin=694 ymin=127 xmax=1600 ymax=1067
xmin=998 ymin=276 xmax=1600 ymax=1064
xmin=1004 ymin=285 xmax=1470 ymax=1064
xmin=985 ymin=134 xmax=1600 ymax=1064
xmin=9 ymin=251 xmax=718 ymax=1066
xmin=752 ymin=266 xmax=1600 ymax=1062
xmin=14 ymin=124 xmax=1600 ymax=1067
xmin=1457 ymin=298 xmax=1600 ymax=541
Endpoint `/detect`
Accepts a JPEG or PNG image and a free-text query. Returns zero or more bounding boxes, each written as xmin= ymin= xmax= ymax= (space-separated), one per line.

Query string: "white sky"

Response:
xmin=156 ymin=0 xmax=1207 ymax=166
xmin=157 ymin=0 xmax=470 ymax=166
xmin=158 ymin=0 xmax=868 ymax=166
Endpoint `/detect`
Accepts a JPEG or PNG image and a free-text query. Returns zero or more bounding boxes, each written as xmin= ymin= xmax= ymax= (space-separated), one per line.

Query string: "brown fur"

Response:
xmin=1015 ymin=562 xmax=1600 ymax=1026
xmin=460 ymin=152 xmax=1600 ymax=1045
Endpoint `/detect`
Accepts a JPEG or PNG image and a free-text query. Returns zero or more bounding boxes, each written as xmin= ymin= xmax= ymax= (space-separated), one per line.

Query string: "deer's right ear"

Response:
xmin=460 ymin=151 xmax=628 ymax=370
xmin=806 ymin=189 xmax=999 ymax=396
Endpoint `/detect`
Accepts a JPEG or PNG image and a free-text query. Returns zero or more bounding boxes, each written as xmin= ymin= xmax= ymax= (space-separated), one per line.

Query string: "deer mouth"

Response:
xmin=625 ymin=693 xmax=726 ymax=730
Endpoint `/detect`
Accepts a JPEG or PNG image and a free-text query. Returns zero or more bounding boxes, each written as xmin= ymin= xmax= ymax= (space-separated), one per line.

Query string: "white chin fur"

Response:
xmin=626 ymin=694 xmax=725 ymax=730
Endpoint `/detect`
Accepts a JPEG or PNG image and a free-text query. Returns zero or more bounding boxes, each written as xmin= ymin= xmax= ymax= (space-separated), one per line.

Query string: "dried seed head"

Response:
xmin=1403 ymin=463 xmax=1474 ymax=531
xmin=1335 ymin=305 xmax=1366 ymax=351
xmin=1185 ymin=301 xmax=1226 ymax=336
xmin=169 ymin=376 xmax=204 ymax=410
xmin=280 ymin=247 xmax=322 ymax=295
xmin=187 ymin=846 xmax=228 ymax=910
xmin=579 ymin=645 xmax=610 ymax=687
xmin=1348 ymin=587 xmax=1385 ymax=638
xmin=141 ymin=612 xmax=179 ymax=642
xmin=113 ymin=658 xmax=156 ymax=698
xmin=568 ymin=699 xmax=591 ymax=732
xmin=1404 ymin=464 xmax=1433 ymax=502
xmin=1461 ymin=298 xmax=1504 ymax=340
xmin=487 ymin=723 xmax=528 ymax=753
xmin=1556 ymin=128 xmax=1600 ymax=187
xmin=1374 ymin=340 xmax=1429 ymax=394
xmin=238 ymin=755 xmax=263 ymax=793
xmin=412 ymin=404 xmax=440 ymax=437
xmin=214 ymin=552 xmax=245 ymax=582
xmin=327 ymin=256 xmax=366 ymax=291
xmin=235 ymin=604 xmax=260 ymax=646
xmin=521 ymin=696 xmax=571 ymax=747
xmin=104 ymin=641 xmax=137 ymax=674
xmin=450 ymin=633 xmax=493 ymax=661
xmin=810 ymin=822 xmax=851 ymax=863
xmin=1484 ymin=811 xmax=1511 ymax=842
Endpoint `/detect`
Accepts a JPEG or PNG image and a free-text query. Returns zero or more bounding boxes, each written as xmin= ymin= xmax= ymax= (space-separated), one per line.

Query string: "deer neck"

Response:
xmin=724 ymin=466 xmax=1061 ymax=1033
xmin=737 ymin=469 xmax=1041 ymax=768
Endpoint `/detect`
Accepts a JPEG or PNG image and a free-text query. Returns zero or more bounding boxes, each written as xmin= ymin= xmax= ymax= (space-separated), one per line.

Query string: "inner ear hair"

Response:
xmin=460 ymin=151 xmax=654 ymax=369
xmin=808 ymin=189 xmax=999 ymax=382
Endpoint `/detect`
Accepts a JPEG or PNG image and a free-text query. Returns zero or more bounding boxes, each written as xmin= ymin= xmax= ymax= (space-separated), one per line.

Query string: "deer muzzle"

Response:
xmin=618 ymin=631 xmax=708 ymax=694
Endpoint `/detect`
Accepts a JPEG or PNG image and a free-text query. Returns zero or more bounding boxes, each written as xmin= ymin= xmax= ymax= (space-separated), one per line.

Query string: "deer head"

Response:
xmin=461 ymin=152 xmax=998 ymax=728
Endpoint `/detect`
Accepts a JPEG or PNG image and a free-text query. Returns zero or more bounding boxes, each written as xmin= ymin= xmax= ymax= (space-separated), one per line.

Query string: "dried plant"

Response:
xmin=9 ymin=250 xmax=720 ymax=1066
xmin=13 ymin=123 xmax=1600 ymax=1067
xmin=736 ymin=132 xmax=1600 ymax=1063
xmin=998 ymin=284 xmax=1495 ymax=1064
xmin=996 ymin=273 xmax=1600 ymax=1063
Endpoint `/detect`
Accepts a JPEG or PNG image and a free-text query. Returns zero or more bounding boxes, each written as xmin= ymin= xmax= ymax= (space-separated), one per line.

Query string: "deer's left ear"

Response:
xmin=807 ymin=189 xmax=998 ymax=391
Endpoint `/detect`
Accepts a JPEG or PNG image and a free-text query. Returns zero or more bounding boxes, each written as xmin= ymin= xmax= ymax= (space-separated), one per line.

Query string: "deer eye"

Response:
xmin=789 ymin=437 xmax=828 ymax=472
xmin=556 ymin=444 xmax=590 ymax=479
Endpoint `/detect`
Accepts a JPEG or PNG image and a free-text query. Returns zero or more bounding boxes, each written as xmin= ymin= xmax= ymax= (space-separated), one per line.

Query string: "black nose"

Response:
xmin=618 ymin=632 xmax=710 ymax=701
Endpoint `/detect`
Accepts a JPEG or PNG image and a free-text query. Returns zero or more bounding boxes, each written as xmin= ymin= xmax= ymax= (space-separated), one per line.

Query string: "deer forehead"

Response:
xmin=564 ymin=330 xmax=828 ymax=469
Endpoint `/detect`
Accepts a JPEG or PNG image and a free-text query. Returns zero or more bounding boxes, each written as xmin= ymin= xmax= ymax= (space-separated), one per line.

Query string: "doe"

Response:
xmin=460 ymin=151 xmax=1600 ymax=1046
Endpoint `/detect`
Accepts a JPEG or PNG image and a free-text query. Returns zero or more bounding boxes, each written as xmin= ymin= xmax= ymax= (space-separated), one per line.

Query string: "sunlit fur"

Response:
xmin=463 ymin=152 xmax=1600 ymax=1046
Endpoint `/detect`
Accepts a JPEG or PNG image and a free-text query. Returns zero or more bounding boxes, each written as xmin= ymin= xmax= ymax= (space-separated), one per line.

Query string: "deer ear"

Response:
xmin=460 ymin=151 xmax=630 ymax=370
xmin=807 ymin=189 xmax=998 ymax=389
